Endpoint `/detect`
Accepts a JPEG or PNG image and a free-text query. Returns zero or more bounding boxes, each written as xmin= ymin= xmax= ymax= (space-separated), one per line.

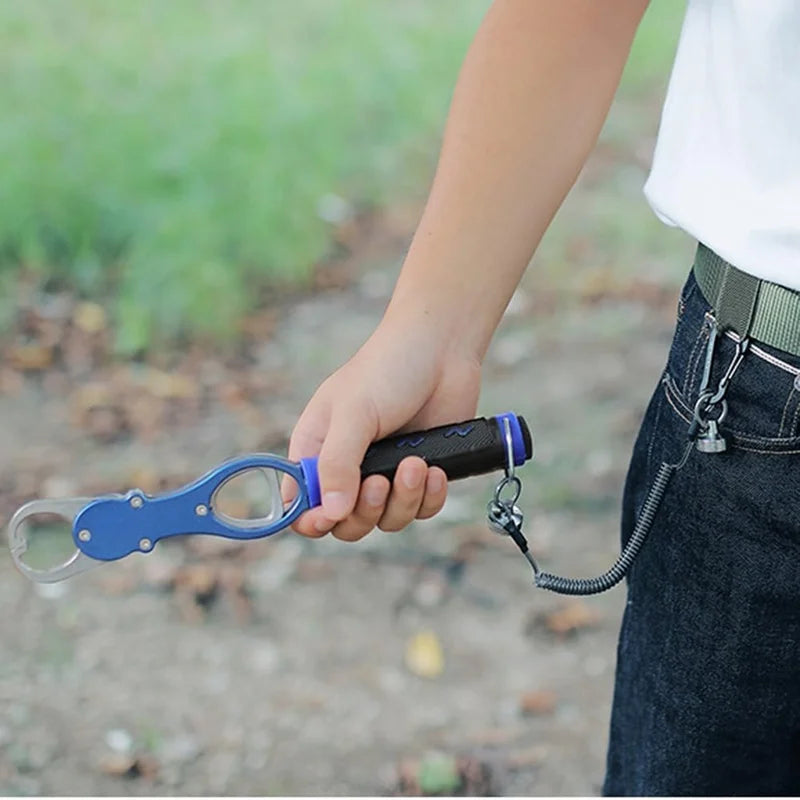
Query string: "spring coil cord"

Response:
xmin=490 ymin=325 xmax=748 ymax=596
xmin=531 ymin=441 xmax=691 ymax=595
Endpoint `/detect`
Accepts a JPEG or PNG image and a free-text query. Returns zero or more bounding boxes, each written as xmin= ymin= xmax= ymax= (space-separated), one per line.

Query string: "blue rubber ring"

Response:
xmin=300 ymin=456 xmax=322 ymax=508
xmin=494 ymin=412 xmax=526 ymax=466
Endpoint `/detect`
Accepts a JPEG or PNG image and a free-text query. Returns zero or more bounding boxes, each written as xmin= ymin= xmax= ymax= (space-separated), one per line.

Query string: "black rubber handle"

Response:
xmin=359 ymin=414 xmax=532 ymax=482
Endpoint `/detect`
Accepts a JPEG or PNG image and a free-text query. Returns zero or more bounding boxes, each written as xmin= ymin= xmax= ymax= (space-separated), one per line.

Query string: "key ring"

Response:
xmin=493 ymin=415 xmax=523 ymax=507
xmin=692 ymin=390 xmax=729 ymax=430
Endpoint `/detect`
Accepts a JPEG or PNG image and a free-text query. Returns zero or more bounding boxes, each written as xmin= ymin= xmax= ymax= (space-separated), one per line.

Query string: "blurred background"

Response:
xmin=0 ymin=1 xmax=691 ymax=795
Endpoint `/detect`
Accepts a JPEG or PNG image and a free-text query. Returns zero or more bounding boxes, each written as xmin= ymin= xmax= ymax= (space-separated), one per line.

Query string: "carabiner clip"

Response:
xmin=688 ymin=317 xmax=750 ymax=443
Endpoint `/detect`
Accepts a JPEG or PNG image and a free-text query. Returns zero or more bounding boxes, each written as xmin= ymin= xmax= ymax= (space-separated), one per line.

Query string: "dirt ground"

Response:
xmin=0 ymin=125 xmax=695 ymax=793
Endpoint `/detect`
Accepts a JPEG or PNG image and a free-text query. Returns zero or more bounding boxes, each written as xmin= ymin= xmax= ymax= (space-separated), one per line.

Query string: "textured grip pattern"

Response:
xmin=359 ymin=415 xmax=529 ymax=482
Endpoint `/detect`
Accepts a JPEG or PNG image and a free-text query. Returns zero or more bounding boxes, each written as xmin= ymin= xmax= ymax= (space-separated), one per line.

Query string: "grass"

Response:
xmin=0 ymin=0 xmax=684 ymax=353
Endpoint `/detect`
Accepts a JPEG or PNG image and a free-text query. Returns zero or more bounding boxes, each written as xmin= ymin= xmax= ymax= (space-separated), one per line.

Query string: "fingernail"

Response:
xmin=322 ymin=491 xmax=350 ymax=519
xmin=427 ymin=470 xmax=445 ymax=494
xmin=364 ymin=482 xmax=388 ymax=507
xmin=314 ymin=516 xmax=333 ymax=533
xmin=402 ymin=467 xmax=423 ymax=491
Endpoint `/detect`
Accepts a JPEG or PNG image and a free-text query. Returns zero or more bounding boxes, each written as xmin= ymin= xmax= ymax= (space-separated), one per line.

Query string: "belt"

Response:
xmin=693 ymin=243 xmax=800 ymax=357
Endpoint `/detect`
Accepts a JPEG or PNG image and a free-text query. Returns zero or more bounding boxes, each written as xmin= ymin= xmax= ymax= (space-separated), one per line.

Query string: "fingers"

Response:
xmin=315 ymin=402 xmax=377 ymax=523
xmin=291 ymin=459 xmax=448 ymax=539
xmin=333 ymin=460 xmax=448 ymax=538
xmin=283 ymin=406 xmax=327 ymax=508
xmin=285 ymin=388 xmax=448 ymax=539
xmin=285 ymin=394 xmax=376 ymax=537
xmin=377 ymin=457 xmax=433 ymax=532
xmin=328 ymin=475 xmax=391 ymax=542
xmin=416 ymin=466 xmax=448 ymax=520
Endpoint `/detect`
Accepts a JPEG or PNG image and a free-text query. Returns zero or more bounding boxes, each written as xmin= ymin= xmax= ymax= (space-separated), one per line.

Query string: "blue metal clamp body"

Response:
xmin=73 ymin=454 xmax=320 ymax=562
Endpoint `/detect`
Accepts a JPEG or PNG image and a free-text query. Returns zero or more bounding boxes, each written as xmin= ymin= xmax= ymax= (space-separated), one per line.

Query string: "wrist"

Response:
xmin=381 ymin=285 xmax=489 ymax=371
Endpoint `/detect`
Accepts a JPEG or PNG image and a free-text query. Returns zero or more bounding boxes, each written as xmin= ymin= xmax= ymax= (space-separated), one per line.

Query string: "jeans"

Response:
xmin=603 ymin=264 xmax=800 ymax=796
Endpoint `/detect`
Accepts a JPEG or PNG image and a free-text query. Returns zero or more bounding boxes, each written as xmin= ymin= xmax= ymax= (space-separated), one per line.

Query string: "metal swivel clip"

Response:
xmin=688 ymin=319 xmax=750 ymax=453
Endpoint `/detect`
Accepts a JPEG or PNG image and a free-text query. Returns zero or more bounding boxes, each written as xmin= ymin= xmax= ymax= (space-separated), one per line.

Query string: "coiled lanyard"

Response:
xmin=488 ymin=319 xmax=750 ymax=595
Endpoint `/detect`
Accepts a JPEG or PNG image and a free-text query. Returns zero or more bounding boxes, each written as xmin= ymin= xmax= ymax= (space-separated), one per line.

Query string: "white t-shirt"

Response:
xmin=644 ymin=0 xmax=800 ymax=291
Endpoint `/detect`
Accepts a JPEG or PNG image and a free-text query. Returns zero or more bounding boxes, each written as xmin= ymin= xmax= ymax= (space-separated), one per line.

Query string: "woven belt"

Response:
xmin=693 ymin=243 xmax=800 ymax=357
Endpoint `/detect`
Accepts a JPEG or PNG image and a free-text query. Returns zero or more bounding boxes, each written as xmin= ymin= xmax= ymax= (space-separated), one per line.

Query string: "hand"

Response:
xmin=284 ymin=314 xmax=482 ymax=541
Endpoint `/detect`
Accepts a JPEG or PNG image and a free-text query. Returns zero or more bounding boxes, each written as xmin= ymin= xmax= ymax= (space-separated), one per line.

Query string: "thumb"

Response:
xmin=315 ymin=402 xmax=378 ymax=521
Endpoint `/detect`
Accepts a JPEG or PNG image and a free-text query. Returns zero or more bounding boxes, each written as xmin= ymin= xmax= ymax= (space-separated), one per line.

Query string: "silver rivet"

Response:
xmin=139 ymin=538 xmax=152 ymax=551
xmin=130 ymin=496 xmax=143 ymax=508
xmin=78 ymin=529 xmax=91 ymax=542
xmin=195 ymin=504 xmax=208 ymax=516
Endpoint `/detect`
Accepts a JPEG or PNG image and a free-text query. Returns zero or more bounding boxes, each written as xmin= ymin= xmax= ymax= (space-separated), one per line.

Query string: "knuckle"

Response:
xmin=292 ymin=524 xmax=328 ymax=539
xmin=417 ymin=494 xmax=446 ymax=520
xmin=292 ymin=512 xmax=331 ymax=538
xmin=332 ymin=523 xmax=371 ymax=542
xmin=378 ymin=514 xmax=409 ymax=533
xmin=377 ymin=521 xmax=401 ymax=533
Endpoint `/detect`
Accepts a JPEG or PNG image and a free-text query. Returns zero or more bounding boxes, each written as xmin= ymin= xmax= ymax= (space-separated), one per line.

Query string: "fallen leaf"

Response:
xmin=217 ymin=382 xmax=249 ymax=409
xmin=133 ymin=753 xmax=160 ymax=780
xmin=72 ymin=382 xmax=114 ymax=412
xmin=99 ymin=753 xmax=137 ymax=777
xmin=239 ymin=310 xmax=277 ymax=341
xmin=405 ymin=631 xmax=444 ymax=679
xmin=7 ymin=343 xmax=53 ymax=371
xmin=174 ymin=564 xmax=218 ymax=598
xmin=312 ymin=262 xmax=355 ymax=291
xmin=126 ymin=466 xmax=162 ymax=496
xmin=519 ymin=689 xmax=557 ymax=716
xmin=84 ymin=406 xmax=128 ymax=443
xmin=143 ymin=368 xmax=198 ymax=400
xmin=73 ymin=301 xmax=107 ymax=334
xmin=532 ymin=601 xmax=602 ymax=638
xmin=98 ymin=753 xmax=158 ymax=780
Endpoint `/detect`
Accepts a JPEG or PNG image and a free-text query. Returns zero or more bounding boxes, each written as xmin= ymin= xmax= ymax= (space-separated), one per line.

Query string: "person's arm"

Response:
xmin=288 ymin=0 xmax=650 ymax=540
xmin=388 ymin=0 xmax=649 ymax=360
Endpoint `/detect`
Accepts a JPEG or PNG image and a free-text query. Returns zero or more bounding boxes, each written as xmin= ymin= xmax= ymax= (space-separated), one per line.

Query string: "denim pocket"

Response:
xmin=709 ymin=334 xmax=800 ymax=442
xmin=663 ymin=271 xmax=714 ymax=406
xmin=661 ymin=271 xmax=800 ymax=452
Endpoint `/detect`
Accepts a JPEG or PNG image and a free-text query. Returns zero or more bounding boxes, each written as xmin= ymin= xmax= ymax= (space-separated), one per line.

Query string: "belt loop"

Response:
xmin=713 ymin=260 xmax=761 ymax=339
